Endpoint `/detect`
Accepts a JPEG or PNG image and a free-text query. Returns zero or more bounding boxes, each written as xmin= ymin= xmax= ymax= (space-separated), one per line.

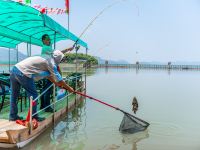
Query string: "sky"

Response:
xmin=17 ymin=0 xmax=200 ymax=63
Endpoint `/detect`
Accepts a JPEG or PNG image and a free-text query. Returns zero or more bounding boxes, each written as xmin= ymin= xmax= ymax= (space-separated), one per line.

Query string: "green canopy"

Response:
xmin=0 ymin=0 xmax=88 ymax=48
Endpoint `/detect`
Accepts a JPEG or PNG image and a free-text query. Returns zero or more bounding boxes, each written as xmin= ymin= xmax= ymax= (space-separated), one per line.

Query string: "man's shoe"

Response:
xmin=45 ymin=107 xmax=55 ymax=113
xmin=9 ymin=116 xmax=23 ymax=121
xmin=33 ymin=116 xmax=45 ymax=122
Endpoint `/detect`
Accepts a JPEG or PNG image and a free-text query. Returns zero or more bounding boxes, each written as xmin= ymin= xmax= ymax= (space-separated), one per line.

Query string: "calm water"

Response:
xmin=19 ymin=68 xmax=200 ymax=150
xmin=0 ymin=65 xmax=13 ymax=73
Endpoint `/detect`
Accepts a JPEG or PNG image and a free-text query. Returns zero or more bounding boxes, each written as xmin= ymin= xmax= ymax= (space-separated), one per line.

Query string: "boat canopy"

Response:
xmin=0 ymin=0 xmax=88 ymax=49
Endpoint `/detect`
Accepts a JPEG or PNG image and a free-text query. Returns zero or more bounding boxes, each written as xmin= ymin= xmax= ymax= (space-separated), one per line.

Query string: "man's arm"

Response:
xmin=47 ymin=76 xmax=74 ymax=93
xmin=61 ymin=46 xmax=74 ymax=53
xmin=46 ymin=58 xmax=74 ymax=92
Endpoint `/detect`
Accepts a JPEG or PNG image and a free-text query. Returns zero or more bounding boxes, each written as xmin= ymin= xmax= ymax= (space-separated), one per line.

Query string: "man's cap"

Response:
xmin=53 ymin=50 xmax=64 ymax=64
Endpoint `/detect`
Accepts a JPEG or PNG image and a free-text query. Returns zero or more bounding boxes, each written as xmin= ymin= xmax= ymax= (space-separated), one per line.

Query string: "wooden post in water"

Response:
xmin=105 ymin=60 xmax=108 ymax=68
xmin=168 ymin=62 xmax=171 ymax=70
xmin=136 ymin=61 xmax=139 ymax=70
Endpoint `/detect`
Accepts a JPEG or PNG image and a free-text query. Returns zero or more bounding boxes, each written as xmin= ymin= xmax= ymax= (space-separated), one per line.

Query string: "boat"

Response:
xmin=0 ymin=89 xmax=86 ymax=148
xmin=0 ymin=0 xmax=88 ymax=148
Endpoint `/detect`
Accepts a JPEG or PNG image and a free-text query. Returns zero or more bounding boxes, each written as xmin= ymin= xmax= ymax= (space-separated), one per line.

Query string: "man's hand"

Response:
xmin=66 ymin=86 xmax=75 ymax=93
xmin=61 ymin=46 xmax=74 ymax=53
xmin=57 ymin=80 xmax=75 ymax=93
xmin=68 ymin=46 xmax=74 ymax=52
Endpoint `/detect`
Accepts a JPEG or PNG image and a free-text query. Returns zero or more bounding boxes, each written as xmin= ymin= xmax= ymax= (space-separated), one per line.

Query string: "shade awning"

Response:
xmin=0 ymin=0 xmax=88 ymax=48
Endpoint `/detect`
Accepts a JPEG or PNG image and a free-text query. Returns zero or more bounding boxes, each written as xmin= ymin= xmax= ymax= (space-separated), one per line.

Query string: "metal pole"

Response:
xmin=29 ymin=96 xmax=33 ymax=135
xmin=68 ymin=10 xmax=70 ymax=32
xmin=66 ymin=80 xmax=69 ymax=113
xmin=54 ymin=32 xmax=56 ymax=50
xmin=53 ymin=32 xmax=56 ymax=125
xmin=53 ymin=84 xmax=56 ymax=125
xmin=75 ymin=47 xmax=78 ymax=105
xmin=85 ymin=48 xmax=88 ymax=93
xmin=27 ymin=43 xmax=29 ymax=57
xmin=30 ymin=37 xmax=32 ymax=56
xmin=83 ymin=48 xmax=88 ymax=105
xmin=16 ymin=45 xmax=19 ymax=63
xmin=8 ymin=48 xmax=10 ymax=72
xmin=66 ymin=2 xmax=70 ymax=112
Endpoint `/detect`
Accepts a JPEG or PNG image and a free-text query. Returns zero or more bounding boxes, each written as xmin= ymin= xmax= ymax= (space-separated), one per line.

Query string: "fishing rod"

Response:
xmin=71 ymin=0 xmax=140 ymax=53
xmin=71 ymin=0 xmax=141 ymax=51
xmin=73 ymin=0 xmax=123 ymax=47
xmin=63 ymin=42 xmax=111 ymax=74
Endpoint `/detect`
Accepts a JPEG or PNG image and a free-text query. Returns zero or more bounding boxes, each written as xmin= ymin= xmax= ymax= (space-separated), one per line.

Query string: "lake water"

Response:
xmin=20 ymin=68 xmax=200 ymax=150
xmin=0 ymin=65 xmax=13 ymax=73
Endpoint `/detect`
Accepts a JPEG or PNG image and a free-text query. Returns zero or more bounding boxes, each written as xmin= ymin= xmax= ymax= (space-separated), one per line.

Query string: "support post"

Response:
xmin=8 ymin=48 xmax=10 ymax=72
xmin=16 ymin=45 xmax=19 ymax=63
xmin=29 ymin=96 xmax=33 ymax=135
xmin=53 ymin=32 xmax=56 ymax=125
xmin=75 ymin=46 xmax=78 ymax=105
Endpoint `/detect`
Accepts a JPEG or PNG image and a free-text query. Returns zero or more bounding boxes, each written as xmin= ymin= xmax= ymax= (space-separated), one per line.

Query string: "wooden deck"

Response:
xmin=0 ymin=90 xmax=85 ymax=148
xmin=0 ymin=119 xmax=28 ymax=143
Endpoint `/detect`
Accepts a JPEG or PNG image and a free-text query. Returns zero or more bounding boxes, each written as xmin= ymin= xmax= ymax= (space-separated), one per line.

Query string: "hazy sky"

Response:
xmin=18 ymin=0 xmax=200 ymax=63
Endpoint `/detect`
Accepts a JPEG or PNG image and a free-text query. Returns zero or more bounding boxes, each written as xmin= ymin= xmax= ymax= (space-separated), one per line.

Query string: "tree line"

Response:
xmin=63 ymin=53 xmax=98 ymax=65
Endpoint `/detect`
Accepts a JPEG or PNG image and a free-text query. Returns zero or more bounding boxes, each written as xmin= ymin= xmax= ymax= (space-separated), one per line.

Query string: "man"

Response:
xmin=9 ymin=50 xmax=74 ymax=121
xmin=41 ymin=34 xmax=74 ymax=55
xmin=40 ymin=34 xmax=74 ymax=112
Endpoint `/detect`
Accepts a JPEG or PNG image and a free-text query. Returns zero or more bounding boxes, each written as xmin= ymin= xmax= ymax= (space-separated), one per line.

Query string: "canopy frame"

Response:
xmin=0 ymin=0 xmax=88 ymax=49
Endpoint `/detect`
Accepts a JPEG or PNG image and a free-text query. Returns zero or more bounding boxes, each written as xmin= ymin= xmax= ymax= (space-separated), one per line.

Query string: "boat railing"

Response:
xmin=29 ymin=73 xmax=85 ymax=134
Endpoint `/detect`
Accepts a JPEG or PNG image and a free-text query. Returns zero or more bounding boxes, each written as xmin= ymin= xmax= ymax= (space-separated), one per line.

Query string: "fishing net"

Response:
xmin=119 ymin=113 xmax=149 ymax=134
xmin=74 ymin=91 xmax=150 ymax=134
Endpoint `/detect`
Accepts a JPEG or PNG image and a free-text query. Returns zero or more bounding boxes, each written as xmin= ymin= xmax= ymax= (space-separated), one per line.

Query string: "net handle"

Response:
xmin=75 ymin=91 xmax=150 ymax=126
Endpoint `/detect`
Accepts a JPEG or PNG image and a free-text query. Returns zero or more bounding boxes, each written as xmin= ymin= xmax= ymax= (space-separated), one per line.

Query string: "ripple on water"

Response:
xmin=121 ymin=130 xmax=149 ymax=145
xmin=149 ymin=122 xmax=183 ymax=137
xmin=97 ymin=131 xmax=149 ymax=150
xmin=98 ymin=144 xmax=120 ymax=150
xmin=90 ymin=125 xmax=119 ymax=136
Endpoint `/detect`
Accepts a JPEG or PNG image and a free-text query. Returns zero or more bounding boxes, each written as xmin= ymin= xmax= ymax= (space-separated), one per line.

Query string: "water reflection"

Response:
xmin=17 ymin=67 xmax=200 ymax=150
xmin=51 ymin=100 xmax=87 ymax=150
xmin=136 ymin=68 xmax=139 ymax=75
xmin=98 ymin=130 xmax=149 ymax=150
xmin=105 ymin=67 xmax=108 ymax=74
xmin=121 ymin=130 xmax=149 ymax=150
xmin=20 ymin=99 xmax=87 ymax=150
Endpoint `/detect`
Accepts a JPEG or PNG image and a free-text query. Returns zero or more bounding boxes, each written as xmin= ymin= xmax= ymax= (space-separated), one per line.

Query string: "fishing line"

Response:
xmin=73 ymin=0 xmax=125 ymax=46
xmin=94 ymin=42 xmax=111 ymax=55
xmin=68 ymin=0 xmax=141 ymax=69
xmin=65 ymin=42 xmax=111 ymax=74
xmin=72 ymin=0 xmax=140 ymax=54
